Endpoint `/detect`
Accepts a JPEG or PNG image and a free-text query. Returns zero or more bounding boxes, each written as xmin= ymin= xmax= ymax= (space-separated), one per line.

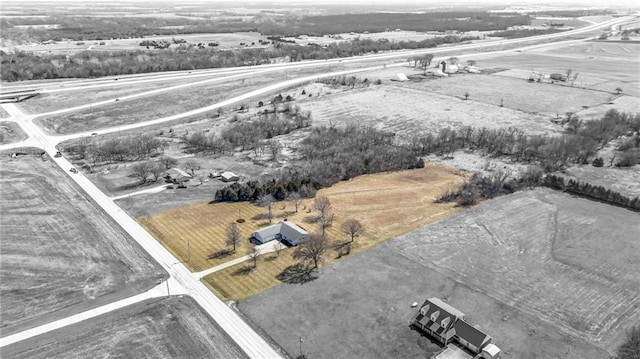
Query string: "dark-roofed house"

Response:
xmin=454 ymin=319 xmax=491 ymax=354
xmin=252 ymin=221 xmax=309 ymax=246
xmin=412 ymin=297 xmax=501 ymax=358
xmin=412 ymin=298 xmax=465 ymax=345
xmin=166 ymin=168 xmax=191 ymax=183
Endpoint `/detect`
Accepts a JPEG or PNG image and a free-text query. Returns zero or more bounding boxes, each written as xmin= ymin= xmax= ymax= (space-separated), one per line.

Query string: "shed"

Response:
xmin=220 ymin=171 xmax=240 ymax=182
xmin=394 ymin=73 xmax=409 ymax=82
xmin=166 ymin=168 xmax=192 ymax=183
xmin=481 ymin=343 xmax=501 ymax=359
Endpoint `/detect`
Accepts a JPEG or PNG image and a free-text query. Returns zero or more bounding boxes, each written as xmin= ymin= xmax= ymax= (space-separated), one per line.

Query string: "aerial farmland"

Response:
xmin=0 ymin=1 xmax=639 ymax=359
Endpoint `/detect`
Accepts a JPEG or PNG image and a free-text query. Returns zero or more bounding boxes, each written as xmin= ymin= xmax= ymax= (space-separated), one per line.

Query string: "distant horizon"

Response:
xmin=5 ymin=0 xmax=639 ymax=7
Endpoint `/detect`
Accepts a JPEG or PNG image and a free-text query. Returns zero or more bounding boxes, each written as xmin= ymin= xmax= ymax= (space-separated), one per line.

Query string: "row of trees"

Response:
xmin=542 ymin=174 xmax=640 ymax=210
xmin=1 ymin=35 xmax=477 ymax=81
xmin=490 ymin=28 xmax=563 ymax=39
xmin=214 ymin=125 xmax=424 ymax=202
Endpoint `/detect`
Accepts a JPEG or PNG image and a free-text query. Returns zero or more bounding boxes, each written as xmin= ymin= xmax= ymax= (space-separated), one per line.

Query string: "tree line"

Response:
xmin=214 ymin=125 xmax=424 ymax=202
xmin=410 ymin=109 xmax=640 ymax=171
xmin=542 ymin=174 xmax=640 ymax=210
xmin=1 ymin=11 xmax=531 ymax=43
xmin=1 ymin=35 xmax=476 ymax=82
xmin=490 ymin=28 xmax=564 ymax=39
xmin=64 ymin=134 xmax=166 ymax=167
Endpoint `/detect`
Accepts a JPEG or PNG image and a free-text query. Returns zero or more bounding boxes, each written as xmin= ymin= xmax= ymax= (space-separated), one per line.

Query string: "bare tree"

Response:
xmin=342 ymin=219 xmax=364 ymax=243
xmin=259 ymin=194 xmax=275 ymax=223
xmin=150 ymin=163 xmax=164 ymax=182
xmin=466 ymin=59 xmax=477 ymax=67
xmin=615 ymin=87 xmax=623 ymax=95
xmin=314 ymin=196 xmax=332 ymax=220
xmin=184 ymin=159 xmax=200 ymax=176
xmin=320 ymin=213 xmax=335 ymax=237
xmin=288 ymin=191 xmax=302 ymax=212
xmin=248 ymin=245 xmax=261 ymax=268
xmin=464 ymin=92 xmax=470 ymax=100
xmin=131 ymin=162 xmax=152 ymax=184
xmin=292 ymin=234 xmax=328 ymax=270
xmin=274 ymin=241 xmax=285 ymax=256
xmin=159 ymin=156 xmax=177 ymax=170
xmin=267 ymin=139 xmax=282 ymax=161
xmin=226 ymin=222 xmax=241 ymax=252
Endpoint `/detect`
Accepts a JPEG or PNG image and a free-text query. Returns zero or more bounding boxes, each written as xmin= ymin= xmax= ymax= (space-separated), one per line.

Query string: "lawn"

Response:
xmin=201 ymin=163 xmax=466 ymax=301
xmin=3 ymin=297 xmax=248 ymax=359
xmin=0 ymin=149 xmax=165 ymax=336
xmin=239 ymin=188 xmax=638 ymax=359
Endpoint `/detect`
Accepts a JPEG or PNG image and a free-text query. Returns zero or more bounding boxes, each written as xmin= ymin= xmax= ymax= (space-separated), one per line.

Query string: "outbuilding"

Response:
xmin=166 ymin=168 xmax=192 ymax=183
xmin=220 ymin=171 xmax=240 ymax=182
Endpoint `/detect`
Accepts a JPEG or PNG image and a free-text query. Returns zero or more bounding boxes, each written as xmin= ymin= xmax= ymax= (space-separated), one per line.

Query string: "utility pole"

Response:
xmin=299 ymin=336 xmax=304 ymax=358
xmin=166 ymin=278 xmax=170 ymax=297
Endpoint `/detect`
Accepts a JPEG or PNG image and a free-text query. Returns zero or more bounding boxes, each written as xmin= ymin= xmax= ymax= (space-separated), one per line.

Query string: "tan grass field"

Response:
xmin=201 ymin=163 xmax=467 ymax=301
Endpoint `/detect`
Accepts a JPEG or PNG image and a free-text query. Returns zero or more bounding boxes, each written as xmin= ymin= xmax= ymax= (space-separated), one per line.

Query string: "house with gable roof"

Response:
xmin=252 ymin=221 xmax=309 ymax=246
xmin=412 ymin=298 xmax=501 ymax=359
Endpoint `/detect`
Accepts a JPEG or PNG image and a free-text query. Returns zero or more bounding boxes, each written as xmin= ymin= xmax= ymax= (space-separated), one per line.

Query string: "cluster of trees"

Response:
xmin=65 ymin=134 xmax=166 ymax=166
xmin=616 ymin=324 xmax=640 ymax=359
xmin=490 ymin=28 xmax=564 ymax=39
xmin=437 ymin=168 xmax=543 ymax=206
xmin=316 ymin=75 xmax=379 ymax=88
xmin=214 ymin=125 xmax=424 ymax=202
xmin=410 ymin=110 xmax=640 ymax=171
xmin=542 ymin=174 xmax=640 ymax=210
xmin=185 ymin=109 xmax=311 ymax=156
xmin=274 ymin=12 xmax=531 ymax=36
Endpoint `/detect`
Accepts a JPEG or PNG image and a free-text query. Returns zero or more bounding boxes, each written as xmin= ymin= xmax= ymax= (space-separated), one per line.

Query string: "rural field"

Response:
xmin=297 ymin=84 xmax=560 ymax=137
xmin=3 ymin=297 xmax=248 ymax=359
xmin=0 ymin=121 xmax=27 ymax=144
xmin=488 ymin=41 xmax=640 ymax=97
xmin=0 ymin=149 xmax=165 ymax=336
xmin=0 ymin=106 xmax=10 ymax=118
xmin=202 ymin=163 xmax=466 ymax=301
xmin=240 ymin=188 xmax=639 ymax=359
xmin=562 ymin=165 xmax=640 ymax=198
xmin=395 ymin=73 xmax=614 ymax=116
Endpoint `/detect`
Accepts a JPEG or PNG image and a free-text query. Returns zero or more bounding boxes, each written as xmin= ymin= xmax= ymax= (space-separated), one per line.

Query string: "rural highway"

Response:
xmin=0 ymin=13 xmax=637 ymax=357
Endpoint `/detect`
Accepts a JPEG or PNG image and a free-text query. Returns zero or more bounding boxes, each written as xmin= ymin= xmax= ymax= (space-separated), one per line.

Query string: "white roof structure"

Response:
xmin=482 ymin=343 xmax=501 ymax=357
xmin=428 ymin=298 xmax=466 ymax=320
xmin=395 ymin=73 xmax=409 ymax=82
xmin=220 ymin=171 xmax=239 ymax=182
xmin=253 ymin=221 xmax=309 ymax=246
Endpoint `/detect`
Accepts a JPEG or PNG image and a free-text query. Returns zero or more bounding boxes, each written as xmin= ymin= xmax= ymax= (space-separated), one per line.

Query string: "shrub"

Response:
xmin=592 ymin=157 xmax=604 ymax=167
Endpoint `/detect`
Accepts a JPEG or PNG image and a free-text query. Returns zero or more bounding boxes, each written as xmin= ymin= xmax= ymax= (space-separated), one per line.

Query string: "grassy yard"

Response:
xmin=199 ymin=163 xmax=466 ymax=301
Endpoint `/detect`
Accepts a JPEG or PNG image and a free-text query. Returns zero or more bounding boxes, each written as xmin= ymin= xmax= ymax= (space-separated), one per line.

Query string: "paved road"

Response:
xmin=0 ymin=279 xmax=186 ymax=348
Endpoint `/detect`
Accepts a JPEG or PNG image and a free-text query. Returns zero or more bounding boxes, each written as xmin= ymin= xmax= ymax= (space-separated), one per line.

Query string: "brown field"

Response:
xmin=240 ymin=188 xmax=640 ymax=359
xmin=202 ymin=163 xmax=466 ymax=301
xmin=0 ymin=121 xmax=27 ymax=144
xmin=0 ymin=150 xmax=165 ymax=336
xmin=297 ymin=85 xmax=561 ymax=137
xmin=3 ymin=297 xmax=247 ymax=359
xmin=395 ymin=73 xmax=613 ymax=116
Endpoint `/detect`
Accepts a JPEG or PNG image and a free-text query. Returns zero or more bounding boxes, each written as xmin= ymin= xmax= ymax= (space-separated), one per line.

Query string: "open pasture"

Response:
xmin=298 ymin=85 xmax=560 ymax=137
xmin=0 ymin=106 xmax=10 ymax=118
xmin=0 ymin=150 xmax=164 ymax=335
xmin=488 ymin=41 xmax=640 ymax=97
xmin=395 ymin=73 xmax=613 ymax=116
xmin=240 ymin=188 xmax=639 ymax=359
xmin=3 ymin=297 xmax=248 ymax=359
xmin=0 ymin=121 xmax=27 ymax=144
xmin=203 ymin=163 xmax=466 ymax=301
